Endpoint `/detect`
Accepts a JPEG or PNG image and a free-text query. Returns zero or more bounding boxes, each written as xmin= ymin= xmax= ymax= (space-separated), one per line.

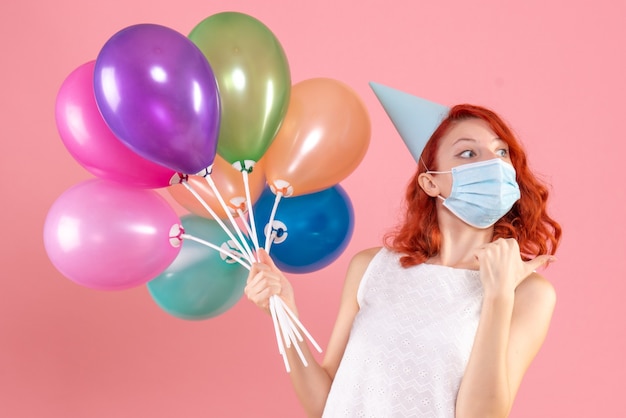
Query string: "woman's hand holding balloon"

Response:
xmin=245 ymin=249 xmax=297 ymax=317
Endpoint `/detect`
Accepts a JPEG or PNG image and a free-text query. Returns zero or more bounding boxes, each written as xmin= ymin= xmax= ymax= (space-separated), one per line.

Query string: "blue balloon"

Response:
xmin=253 ymin=185 xmax=354 ymax=273
xmin=147 ymin=215 xmax=247 ymax=320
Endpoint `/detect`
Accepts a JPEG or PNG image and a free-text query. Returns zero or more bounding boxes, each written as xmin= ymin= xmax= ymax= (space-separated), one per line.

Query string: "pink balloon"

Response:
xmin=44 ymin=179 xmax=182 ymax=290
xmin=55 ymin=61 xmax=175 ymax=188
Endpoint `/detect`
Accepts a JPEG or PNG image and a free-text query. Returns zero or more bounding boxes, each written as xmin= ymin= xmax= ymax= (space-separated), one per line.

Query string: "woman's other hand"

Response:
xmin=245 ymin=249 xmax=297 ymax=316
xmin=473 ymin=238 xmax=556 ymax=297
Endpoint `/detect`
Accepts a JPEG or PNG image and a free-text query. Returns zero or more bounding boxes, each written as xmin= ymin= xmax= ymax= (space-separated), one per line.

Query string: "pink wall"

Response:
xmin=2 ymin=0 xmax=624 ymax=416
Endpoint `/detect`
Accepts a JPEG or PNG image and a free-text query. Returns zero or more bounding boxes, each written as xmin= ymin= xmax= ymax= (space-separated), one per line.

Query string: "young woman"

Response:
xmin=245 ymin=104 xmax=562 ymax=417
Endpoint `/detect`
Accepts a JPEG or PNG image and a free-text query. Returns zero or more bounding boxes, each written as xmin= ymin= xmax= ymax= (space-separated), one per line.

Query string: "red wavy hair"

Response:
xmin=385 ymin=104 xmax=562 ymax=267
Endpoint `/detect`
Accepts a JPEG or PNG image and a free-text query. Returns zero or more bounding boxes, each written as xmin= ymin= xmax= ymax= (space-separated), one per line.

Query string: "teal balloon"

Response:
xmin=147 ymin=215 xmax=247 ymax=320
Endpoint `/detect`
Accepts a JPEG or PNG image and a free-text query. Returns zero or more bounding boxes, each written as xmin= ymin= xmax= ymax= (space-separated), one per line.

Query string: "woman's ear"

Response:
xmin=418 ymin=173 xmax=440 ymax=197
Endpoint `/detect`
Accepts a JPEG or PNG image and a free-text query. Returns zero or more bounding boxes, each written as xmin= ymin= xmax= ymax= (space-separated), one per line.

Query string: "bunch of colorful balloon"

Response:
xmin=45 ymin=12 xmax=370 ymax=371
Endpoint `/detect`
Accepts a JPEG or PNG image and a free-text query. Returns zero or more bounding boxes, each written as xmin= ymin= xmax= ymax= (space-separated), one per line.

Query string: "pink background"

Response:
xmin=2 ymin=0 xmax=624 ymax=416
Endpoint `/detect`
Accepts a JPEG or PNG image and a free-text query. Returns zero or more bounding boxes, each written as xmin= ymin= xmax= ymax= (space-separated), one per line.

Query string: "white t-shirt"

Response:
xmin=323 ymin=248 xmax=483 ymax=417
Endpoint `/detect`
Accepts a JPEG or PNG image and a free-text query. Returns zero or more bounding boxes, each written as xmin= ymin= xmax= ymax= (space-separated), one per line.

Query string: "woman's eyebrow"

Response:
xmin=452 ymin=137 xmax=477 ymax=145
xmin=452 ymin=137 xmax=505 ymax=146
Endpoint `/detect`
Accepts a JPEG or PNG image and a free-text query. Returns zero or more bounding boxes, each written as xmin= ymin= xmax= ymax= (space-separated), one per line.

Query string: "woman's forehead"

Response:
xmin=440 ymin=119 xmax=499 ymax=146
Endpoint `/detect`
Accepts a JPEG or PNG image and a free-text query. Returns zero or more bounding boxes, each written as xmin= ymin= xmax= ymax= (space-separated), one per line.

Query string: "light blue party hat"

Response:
xmin=369 ymin=82 xmax=449 ymax=163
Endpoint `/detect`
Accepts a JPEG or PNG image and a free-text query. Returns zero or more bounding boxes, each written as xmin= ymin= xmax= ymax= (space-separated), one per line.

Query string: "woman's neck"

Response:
xmin=428 ymin=209 xmax=494 ymax=269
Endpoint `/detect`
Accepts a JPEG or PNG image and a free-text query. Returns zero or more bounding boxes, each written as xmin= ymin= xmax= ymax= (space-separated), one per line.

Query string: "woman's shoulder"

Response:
xmin=514 ymin=271 xmax=557 ymax=319
xmin=342 ymin=247 xmax=383 ymax=290
xmin=351 ymin=246 xmax=383 ymax=265
xmin=517 ymin=272 xmax=556 ymax=302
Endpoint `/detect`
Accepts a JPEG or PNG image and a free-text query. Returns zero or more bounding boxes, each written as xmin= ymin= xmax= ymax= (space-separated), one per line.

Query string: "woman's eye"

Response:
xmin=496 ymin=148 xmax=509 ymax=157
xmin=459 ymin=150 xmax=475 ymax=158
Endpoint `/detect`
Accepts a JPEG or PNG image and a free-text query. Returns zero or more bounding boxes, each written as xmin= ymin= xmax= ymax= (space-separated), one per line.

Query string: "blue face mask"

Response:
xmin=427 ymin=158 xmax=521 ymax=229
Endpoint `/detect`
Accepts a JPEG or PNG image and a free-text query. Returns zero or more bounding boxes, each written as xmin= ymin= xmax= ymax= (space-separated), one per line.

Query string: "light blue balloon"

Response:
xmin=147 ymin=215 xmax=247 ymax=320
xmin=254 ymin=185 xmax=354 ymax=273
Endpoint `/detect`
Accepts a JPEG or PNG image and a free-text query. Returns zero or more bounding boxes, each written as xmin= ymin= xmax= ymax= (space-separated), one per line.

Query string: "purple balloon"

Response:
xmin=44 ymin=179 xmax=182 ymax=290
xmin=94 ymin=24 xmax=220 ymax=174
xmin=55 ymin=61 xmax=175 ymax=188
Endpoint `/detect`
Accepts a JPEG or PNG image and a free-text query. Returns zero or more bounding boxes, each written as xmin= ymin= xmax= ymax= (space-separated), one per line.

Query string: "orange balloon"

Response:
xmin=168 ymin=155 xmax=266 ymax=219
xmin=263 ymin=78 xmax=370 ymax=196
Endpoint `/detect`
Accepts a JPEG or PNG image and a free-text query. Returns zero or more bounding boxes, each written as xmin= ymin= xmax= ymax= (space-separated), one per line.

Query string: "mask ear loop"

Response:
xmin=422 ymin=157 xmax=450 ymax=175
xmin=420 ymin=156 xmax=449 ymax=201
xmin=421 ymin=156 xmax=450 ymax=174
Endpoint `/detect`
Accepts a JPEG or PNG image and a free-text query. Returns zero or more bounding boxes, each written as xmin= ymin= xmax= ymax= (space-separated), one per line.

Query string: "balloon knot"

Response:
xmin=269 ymin=180 xmax=293 ymax=197
xmin=168 ymin=224 xmax=185 ymax=247
xmin=196 ymin=165 xmax=213 ymax=178
xmin=233 ymin=201 xmax=246 ymax=212
xmin=170 ymin=172 xmax=188 ymax=185
xmin=232 ymin=160 xmax=256 ymax=173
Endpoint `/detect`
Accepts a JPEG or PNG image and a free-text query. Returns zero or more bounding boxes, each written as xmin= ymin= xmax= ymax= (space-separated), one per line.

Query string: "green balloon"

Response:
xmin=147 ymin=215 xmax=248 ymax=320
xmin=189 ymin=12 xmax=291 ymax=165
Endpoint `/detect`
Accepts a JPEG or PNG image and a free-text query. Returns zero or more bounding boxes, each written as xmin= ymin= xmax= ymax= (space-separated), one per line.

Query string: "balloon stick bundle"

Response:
xmin=45 ymin=11 xmax=370 ymax=373
xmin=175 ymin=164 xmax=324 ymax=372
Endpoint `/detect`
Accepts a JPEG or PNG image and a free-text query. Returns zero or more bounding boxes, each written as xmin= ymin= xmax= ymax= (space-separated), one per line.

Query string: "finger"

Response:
xmin=525 ymin=254 xmax=557 ymax=274
xmin=247 ymin=270 xmax=277 ymax=290
xmin=246 ymin=281 xmax=274 ymax=299
xmin=245 ymin=286 xmax=273 ymax=310
xmin=245 ymin=275 xmax=280 ymax=301
xmin=247 ymin=256 xmax=275 ymax=282
xmin=246 ymin=262 xmax=265 ymax=283
xmin=257 ymin=248 xmax=279 ymax=270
